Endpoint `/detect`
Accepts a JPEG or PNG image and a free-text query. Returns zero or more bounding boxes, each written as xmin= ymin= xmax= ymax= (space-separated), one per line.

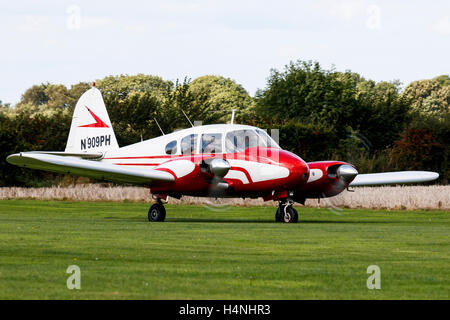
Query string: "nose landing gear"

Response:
xmin=148 ymin=199 xmax=166 ymax=222
xmin=275 ymin=199 xmax=298 ymax=223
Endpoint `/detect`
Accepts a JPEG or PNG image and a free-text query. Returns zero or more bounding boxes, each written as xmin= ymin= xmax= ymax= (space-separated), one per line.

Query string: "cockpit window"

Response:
xmin=255 ymin=129 xmax=280 ymax=148
xmin=225 ymin=129 xmax=261 ymax=153
xmin=181 ymin=134 xmax=197 ymax=155
xmin=165 ymin=140 xmax=177 ymax=155
xmin=201 ymin=133 xmax=222 ymax=154
xmin=225 ymin=129 xmax=280 ymax=153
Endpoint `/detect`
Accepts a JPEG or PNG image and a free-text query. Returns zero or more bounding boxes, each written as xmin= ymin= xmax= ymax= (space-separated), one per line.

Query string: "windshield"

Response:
xmin=225 ymin=129 xmax=278 ymax=153
xmin=255 ymin=129 xmax=280 ymax=148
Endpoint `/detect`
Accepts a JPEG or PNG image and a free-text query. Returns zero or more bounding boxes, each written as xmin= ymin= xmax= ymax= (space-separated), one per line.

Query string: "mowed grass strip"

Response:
xmin=0 ymin=200 xmax=448 ymax=299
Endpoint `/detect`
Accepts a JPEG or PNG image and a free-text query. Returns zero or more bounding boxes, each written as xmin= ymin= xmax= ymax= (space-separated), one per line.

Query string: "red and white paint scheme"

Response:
xmin=7 ymin=86 xmax=439 ymax=223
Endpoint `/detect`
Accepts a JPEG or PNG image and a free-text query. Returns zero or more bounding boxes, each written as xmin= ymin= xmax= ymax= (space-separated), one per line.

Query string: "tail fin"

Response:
xmin=65 ymin=87 xmax=119 ymax=153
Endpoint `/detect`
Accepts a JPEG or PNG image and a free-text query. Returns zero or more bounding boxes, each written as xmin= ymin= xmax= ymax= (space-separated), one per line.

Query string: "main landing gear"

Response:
xmin=275 ymin=199 xmax=298 ymax=223
xmin=148 ymin=197 xmax=299 ymax=223
xmin=148 ymin=199 xmax=166 ymax=222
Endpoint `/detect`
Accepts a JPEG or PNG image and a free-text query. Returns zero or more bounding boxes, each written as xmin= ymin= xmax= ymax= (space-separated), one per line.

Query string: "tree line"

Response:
xmin=0 ymin=60 xmax=448 ymax=186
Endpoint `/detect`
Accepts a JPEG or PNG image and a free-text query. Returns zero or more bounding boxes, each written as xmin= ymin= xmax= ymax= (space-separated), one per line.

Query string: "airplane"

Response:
xmin=6 ymin=85 xmax=439 ymax=223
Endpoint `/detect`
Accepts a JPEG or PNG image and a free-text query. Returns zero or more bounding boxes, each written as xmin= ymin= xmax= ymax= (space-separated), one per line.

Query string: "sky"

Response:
xmin=0 ymin=0 xmax=449 ymax=105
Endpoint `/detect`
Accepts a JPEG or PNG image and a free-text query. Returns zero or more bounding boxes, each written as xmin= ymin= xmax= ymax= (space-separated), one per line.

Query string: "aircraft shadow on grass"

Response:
xmin=104 ymin=216 xmax=395 ymax=224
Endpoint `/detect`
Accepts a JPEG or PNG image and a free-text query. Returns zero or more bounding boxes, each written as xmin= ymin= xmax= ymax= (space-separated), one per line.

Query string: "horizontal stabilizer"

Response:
xmin=350 ymin=171 xmax=439 ymax=186
xmin=6 ymin=152 xmax=175 ymax=185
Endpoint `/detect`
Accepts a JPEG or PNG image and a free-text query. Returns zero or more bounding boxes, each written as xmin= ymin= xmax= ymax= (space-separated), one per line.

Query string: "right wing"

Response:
xmin=349 ymin=171 xmax=439 ymax=186
xmin=6 ymin=152 xmax=174 ymax=185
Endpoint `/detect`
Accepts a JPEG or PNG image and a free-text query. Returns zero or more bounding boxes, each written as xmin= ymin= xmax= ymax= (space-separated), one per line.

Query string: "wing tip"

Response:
xmin=350 ymin=170 xmax=440 ymax=187
xmin=429 ymin=171 xmax=439 ymax=181
xmin=6 ymin=153 xmax=22 ymax=165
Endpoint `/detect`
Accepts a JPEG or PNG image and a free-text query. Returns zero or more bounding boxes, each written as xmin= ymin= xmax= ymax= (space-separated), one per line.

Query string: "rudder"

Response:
xmin=65 ymin=86 xmax=119 ymax=153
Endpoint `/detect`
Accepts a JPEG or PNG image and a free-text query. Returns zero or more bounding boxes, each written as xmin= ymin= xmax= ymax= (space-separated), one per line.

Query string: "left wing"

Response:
xmin=349 ymin=171 xmax=439 ymax=186
xmin=6 ymin=152 xmax=175 ymax=185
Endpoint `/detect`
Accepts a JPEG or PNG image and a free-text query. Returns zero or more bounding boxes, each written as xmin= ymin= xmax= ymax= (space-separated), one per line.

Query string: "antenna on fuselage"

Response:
xmin=181 ymin=109 xmax=194 ymax=127
xmin=154 ymin=118 xmax=165 ymax=136
xmin=231 ymin=109 xmax=236 ymax=125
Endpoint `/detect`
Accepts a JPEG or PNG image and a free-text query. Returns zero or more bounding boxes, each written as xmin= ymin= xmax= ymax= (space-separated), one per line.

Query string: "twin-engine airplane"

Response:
xmin=7 ymin=86 xmax=439 ymax=223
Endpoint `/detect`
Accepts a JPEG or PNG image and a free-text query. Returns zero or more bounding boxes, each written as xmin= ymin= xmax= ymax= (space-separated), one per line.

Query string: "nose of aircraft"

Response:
xmin=337 ymin=164 xmax=358 ymax=182
xmin=278 ymin=150 xmax=310 ymax=184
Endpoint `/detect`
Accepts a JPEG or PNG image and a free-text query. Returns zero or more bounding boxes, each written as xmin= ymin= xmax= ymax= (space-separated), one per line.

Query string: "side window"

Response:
xmin=181 ymin=134 xmax=197 ymax=155
xmin=165 ymin=140 xmax=177 ymax=155
xmin=202 ymin=133 xmax=222 ymax=154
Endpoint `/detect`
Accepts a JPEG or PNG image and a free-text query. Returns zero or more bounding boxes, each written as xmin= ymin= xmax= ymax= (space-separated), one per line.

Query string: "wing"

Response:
xmin=6 ymin=152 xmax=174 ymax=185
xmin=25 ymin=151 xmax=104 ymax=160
xmin=349 ymin=171 xmax=439 ymax=186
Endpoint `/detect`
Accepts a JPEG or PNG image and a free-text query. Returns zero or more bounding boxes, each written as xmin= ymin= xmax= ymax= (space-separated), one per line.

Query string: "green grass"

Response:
xmin=0 ymin=200 xmax=448 ymax=299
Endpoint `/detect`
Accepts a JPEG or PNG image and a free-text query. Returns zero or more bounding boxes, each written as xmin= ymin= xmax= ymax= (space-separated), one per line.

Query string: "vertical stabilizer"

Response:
xmin=65 ymin=87 xmax=119 ymax=153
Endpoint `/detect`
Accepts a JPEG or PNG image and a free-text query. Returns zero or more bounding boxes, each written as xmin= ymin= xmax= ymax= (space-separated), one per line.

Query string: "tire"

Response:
xmin=148 ymin=203 xmax=166 ymax=222
xmin=283 ymin=206 xmax=298 ymax=223
xmin=275 ymin=207 xmax=283 ymax=222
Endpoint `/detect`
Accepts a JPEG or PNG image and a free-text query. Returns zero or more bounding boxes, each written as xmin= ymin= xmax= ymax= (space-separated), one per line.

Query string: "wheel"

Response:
xmin=148 ymin=203 xmax=166 ymax=222
xmin=283 ymin=206 xmax=298 ymax=223
xmin=275 ymin=206 xmax=283 ymax=222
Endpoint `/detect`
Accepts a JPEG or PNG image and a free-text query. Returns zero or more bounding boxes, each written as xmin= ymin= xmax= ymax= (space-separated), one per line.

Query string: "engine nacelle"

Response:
xmin=297 ymin=161 xmax=358 ymax=199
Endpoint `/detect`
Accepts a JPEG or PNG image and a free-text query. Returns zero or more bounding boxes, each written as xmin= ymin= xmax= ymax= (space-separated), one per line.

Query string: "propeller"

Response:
xmin=319 ymin=164 xmax=358 ymax=213
xmin=329 ymin=164 xmax=359 ymax=192
xmin=200 ymin=158 xmax=232 ymax=211
xmin=200 ymin=158 xmax=231 ymax=193
xmin=208 ymin=158 xmax=231 ymax=178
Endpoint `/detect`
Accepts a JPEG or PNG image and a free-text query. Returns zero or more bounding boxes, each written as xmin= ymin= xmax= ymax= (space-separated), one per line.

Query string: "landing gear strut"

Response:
xmin=148 ymin=199 xmax=166 ymax=222
xmin=275 ymin=199 xmax=298 ymax=223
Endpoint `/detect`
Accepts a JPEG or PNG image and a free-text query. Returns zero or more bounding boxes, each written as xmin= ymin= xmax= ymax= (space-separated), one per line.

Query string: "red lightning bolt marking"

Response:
xmin=79 ymin=106 xmax=109 ymax=128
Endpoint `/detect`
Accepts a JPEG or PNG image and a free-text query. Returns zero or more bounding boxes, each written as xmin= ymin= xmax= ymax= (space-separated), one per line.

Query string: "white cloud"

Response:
xmin=278 ymin=44 xmax=329 ymax=60
xmin=82 ymin=16 xmax=113 ymax=29
xmin=366 ymin=4 xmax=381 ymax=30
xmin=16 ymin=15 xmax=52 ymax=32
xmin=328 ymin=0 xmax=367 ymax=21
xmin=432 ymin=16 xmax=450 ymax=36
xmin=123 ymin=23 xmax=150 ymax=35
xmin=0 ymin=1 xmax=449 ymax=105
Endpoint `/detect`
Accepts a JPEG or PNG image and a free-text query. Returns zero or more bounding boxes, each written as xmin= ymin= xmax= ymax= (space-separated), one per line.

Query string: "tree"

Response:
xmin=0 ymin=103 xmax=71 ymax=186
xmin=187 ymin=75 xmax=254 ymax=125
xmin=391 ymin=128 xmax=447 ymax=182
xmin=96 ymin=74 xmax=172 ymax=100
xmin=401 ymin=77 xmax=449 ymax=120
xmin=354 ymin=80 xmax=411 ymax=150
xmin=20 ymin=84 xmax=50 ymax=106
xmin=433 ymin=75 xmax=450 ymax=86
xmin=256 ymin=60 xmax=410 ymax=151
xmin=278 ymin=121 xmax=337 ymax=161
xmin=95 ymin=74 xmax=174 ymax=145
xmin=66 ymin=82 xmax=91 ymax=112
xmin=17 ymin=82 xmax=91 ymax=113
xmin=255 ymin=61 xmax=359 ymax=132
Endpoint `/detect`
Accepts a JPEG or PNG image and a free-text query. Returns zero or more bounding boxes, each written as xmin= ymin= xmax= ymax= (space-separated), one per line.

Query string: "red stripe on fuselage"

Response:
xmin=229 ymin=166 xmax=253 ymax=184
xmin=104 ymin=154 xmax=219 ymax=160
xmin=113 ymin=163 xmax=159 ymax=166
xmin=154 ymin=168 xmax=177 ymax=180
xmin=105 ymin=155 xmax=174 ymax=160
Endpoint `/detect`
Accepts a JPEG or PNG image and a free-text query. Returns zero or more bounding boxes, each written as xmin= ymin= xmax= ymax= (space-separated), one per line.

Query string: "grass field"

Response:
xmin=2 ymin=185 xmax=449 ymax=210
xmin=0 ymin=200 xmax=448 ymax=299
